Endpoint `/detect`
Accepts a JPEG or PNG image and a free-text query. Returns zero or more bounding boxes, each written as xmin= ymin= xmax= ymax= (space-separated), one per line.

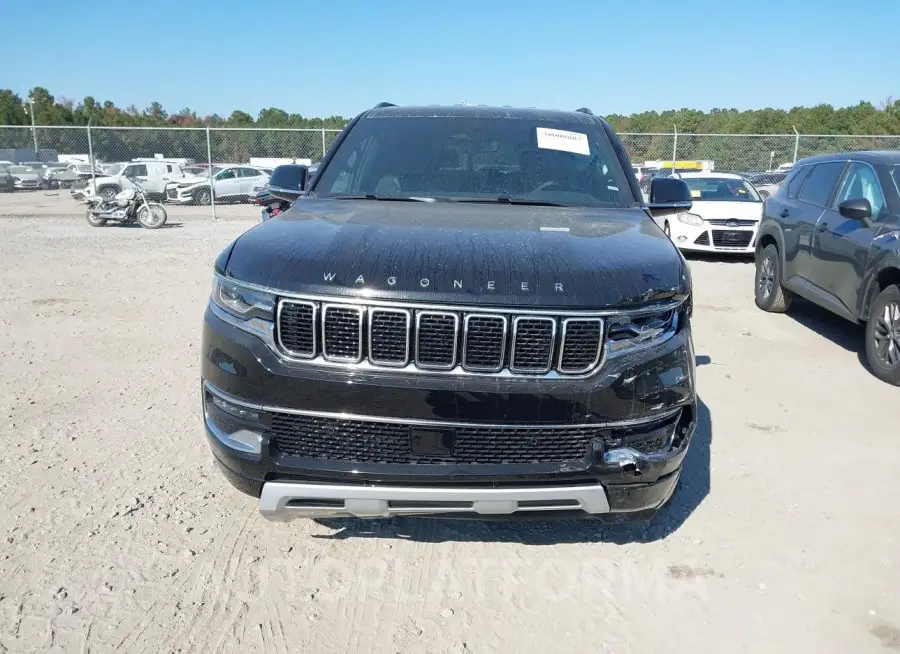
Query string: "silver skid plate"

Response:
xmin=258 ymin=482 xmax=611 ymax=521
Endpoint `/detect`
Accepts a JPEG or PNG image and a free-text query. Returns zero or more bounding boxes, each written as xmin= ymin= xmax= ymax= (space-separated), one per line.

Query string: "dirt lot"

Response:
xmin=1 ymin=192 xmax=899 ymax=653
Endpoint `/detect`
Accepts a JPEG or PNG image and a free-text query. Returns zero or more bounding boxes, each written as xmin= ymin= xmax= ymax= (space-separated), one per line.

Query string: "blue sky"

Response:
xmin=2 ymin=0 xmax=897 ymax=118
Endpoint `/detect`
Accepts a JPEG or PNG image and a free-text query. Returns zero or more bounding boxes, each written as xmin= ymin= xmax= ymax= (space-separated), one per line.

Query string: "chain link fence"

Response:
xmin=1 ymin=125 xmax=899 ymax=217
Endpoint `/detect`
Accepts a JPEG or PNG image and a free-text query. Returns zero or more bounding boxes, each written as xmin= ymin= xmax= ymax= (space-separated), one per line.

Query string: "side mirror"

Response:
xmin=646 ymin=177 xmax=692 ymax=218
xmin=267 ymin=164 xmax=308 ymax=202
xmin=838 ymin=198 xmax=871 ymax=221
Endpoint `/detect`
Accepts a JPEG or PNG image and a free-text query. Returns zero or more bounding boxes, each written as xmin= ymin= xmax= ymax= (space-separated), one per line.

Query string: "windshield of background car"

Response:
xmin=684 ymin=177 xmax=761 ymax=202
xmin=313 ymin=116 xmax=633 ymax=207
xmin=9 ymin=166 xmax=30 ymax=174
xmin=104 ymin=164 xmax=123 ymax=176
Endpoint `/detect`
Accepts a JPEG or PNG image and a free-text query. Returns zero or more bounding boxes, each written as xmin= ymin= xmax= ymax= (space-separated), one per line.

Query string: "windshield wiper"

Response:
xmin=329 ymin=194 xmax=435 ymax=202
xmin=447 ymin=196 xmax=570 ymax=207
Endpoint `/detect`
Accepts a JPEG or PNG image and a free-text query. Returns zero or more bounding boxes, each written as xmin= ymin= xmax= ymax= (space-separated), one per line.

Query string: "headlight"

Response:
xmin=605 ymin=303 xmax=683 ymax=357
xmin=676 ymin=212 xmax=703 ymax=226
xmin=211 ymin=277 xmax=275 ymax=321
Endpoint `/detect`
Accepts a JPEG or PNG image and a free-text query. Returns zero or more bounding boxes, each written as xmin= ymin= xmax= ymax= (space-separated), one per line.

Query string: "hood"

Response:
xmin=177 ymin=174 xmax=208 ymax=186
xmin=690 ymin=200 xmax=764 ymax=221
xmin=224 ymin=199 xmax=688 ymax=309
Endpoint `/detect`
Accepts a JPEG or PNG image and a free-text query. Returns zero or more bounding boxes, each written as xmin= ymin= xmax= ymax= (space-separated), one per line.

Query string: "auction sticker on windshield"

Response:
xmin=536 ymin=127 xmax=590 ymax=156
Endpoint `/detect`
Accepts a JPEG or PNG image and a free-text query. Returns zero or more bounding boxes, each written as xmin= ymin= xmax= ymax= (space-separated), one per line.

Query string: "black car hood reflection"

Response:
xmin=224 ymin=199 xmax=687 ymax=308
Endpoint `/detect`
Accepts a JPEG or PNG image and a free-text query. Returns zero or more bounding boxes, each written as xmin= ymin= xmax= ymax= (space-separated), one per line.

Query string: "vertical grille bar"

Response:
xmin=368 ymin=308 xmax=411 ymax=367
xmin=510 ymin=317 xmax=556 ymax=373
xmin=415 ymin=311 xmax=459 ymax=370
xmin=558 ymin=318 xmax=604 ymax=374
xmin=462 ymin=314 xmax=507 ymax=372
xmin=321 ymin=304 xmax=364 ymax=363
xmin=277 ymin=300 xmax=317 ymax=358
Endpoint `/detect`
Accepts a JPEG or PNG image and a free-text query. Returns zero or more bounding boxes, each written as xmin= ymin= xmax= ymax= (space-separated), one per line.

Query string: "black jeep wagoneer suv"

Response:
xmin=201 ymin=104 xmax=697 ymax=521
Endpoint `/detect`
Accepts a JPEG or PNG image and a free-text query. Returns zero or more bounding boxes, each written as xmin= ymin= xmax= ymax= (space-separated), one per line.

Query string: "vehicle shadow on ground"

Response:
xmin=786 ymin=297 xmax=868 ymax=369
xmin=312 ymin=388 xmax=712 ymax=545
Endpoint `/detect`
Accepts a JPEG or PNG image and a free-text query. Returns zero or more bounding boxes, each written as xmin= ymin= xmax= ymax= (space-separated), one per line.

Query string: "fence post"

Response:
xmin=87 ymin=121 xmax=95 ymax=190
xmin=671 ymin=125 xmax=678 ymax=170
xmin=792 ymin=126 xmax=800 ymax=164
xmin=321 ymin=129 xmax=326 ymax=157
xmin=206 ymin=126 xmax=217 ymax=220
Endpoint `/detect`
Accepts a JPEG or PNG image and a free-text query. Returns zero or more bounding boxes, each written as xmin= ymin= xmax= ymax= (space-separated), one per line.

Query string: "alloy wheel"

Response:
xmin=873 ymin=301 xmax=900 ymax=366
xmin=757 ymin=256 xmax=775 ymax=300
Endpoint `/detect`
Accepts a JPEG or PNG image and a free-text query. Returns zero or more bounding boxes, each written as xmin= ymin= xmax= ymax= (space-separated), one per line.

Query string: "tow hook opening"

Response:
xmin=602 ymin=448 xmax=645 ymax=476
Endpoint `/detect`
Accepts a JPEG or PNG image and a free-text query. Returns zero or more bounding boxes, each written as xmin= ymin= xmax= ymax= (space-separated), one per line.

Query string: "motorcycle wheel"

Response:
xmin=137 ymin=203 xmax=167 ymax=229
xmin=86 ymin=208 xmax=107 ymax=227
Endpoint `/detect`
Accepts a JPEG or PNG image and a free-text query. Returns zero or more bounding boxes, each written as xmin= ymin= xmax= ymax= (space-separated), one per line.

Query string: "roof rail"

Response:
xmin=373 ymin=102 xmax=396 ymax=108
xmin=575 ymin=107 xmax=594 ymax=115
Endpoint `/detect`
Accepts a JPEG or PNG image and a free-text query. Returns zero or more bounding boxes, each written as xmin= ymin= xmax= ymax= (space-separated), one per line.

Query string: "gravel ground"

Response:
xmin=1 ymin=194 xmax=899 ymax=653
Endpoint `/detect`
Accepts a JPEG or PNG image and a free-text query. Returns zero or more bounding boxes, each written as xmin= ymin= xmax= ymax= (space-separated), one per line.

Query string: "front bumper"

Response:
xmin=202 ymin=304 xmax=697 ymax=521
xmin=166 ymin=186 xmax=197 ymax=203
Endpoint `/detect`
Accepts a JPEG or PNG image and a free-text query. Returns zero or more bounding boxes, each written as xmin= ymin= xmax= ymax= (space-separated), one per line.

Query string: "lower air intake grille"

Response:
xmin=694 ymin=232 xmax=710 ymax=246
xmin=268 ymin=409 xmax=682 ymax=465
xmin=711 ymin=230 xmax=753 ymax=248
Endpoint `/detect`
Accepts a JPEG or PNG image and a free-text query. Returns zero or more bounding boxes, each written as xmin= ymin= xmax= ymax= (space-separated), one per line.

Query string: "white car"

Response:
xmin=165 ymin=165 xmax=270 ymax=205
xmin=653 ymin=172 xmax=763 ymax=254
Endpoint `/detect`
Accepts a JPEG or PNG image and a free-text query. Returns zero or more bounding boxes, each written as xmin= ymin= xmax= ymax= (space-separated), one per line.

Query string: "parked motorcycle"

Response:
xmin=85 ymin=181 xmax=167 ymax=229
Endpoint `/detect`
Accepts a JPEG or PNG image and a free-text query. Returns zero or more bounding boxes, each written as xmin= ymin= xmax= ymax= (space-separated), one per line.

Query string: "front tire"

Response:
xmin=85 ymin=208 xmax=107 ymax=227
xmin=137 ymin=203 xmax=167 ymax=229
xmin=754 ymin=244 xmax=793 ymax=312
xmin=99 ymin=186 xmax=119 ymax=202
xmin=194 ymin=188 xmax=212 ymax=205
xmin=865 ymin=285 xmax=900 ymax=385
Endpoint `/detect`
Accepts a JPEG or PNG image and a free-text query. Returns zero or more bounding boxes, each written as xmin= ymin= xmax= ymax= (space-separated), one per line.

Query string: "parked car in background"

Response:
xmin=653 ymin=172 xmax=763 ymax=254
xmin=755 ymin=151 xmax=900 ymax=385
xmin=166 ymin=165 xmax=269 ymax=204
xmin=0 ymin=166 xmax=15 ymax=192
xmin=8 ymin=165 xmax=42 ymax=190
xmin=77 ymin=160 xmax=185 ymax=201
xmin=746 ymin=171 xmax=789 ymax=199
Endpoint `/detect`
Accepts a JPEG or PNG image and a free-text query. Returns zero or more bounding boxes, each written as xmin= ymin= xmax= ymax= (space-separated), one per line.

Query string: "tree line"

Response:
xmin=2 ymin=87 xmax=899 ymax=134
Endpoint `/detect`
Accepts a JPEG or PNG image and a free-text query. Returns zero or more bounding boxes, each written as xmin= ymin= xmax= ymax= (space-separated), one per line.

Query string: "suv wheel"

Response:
xmin=194 ymin=188 xmax=212 ymax=205
xmin=754 ymin=244 xmax=793 ymax=312
xmin=865 ymin=285 xmax=900 ymax=385
xmin=99 ymin=186 xmax=119 ymax=201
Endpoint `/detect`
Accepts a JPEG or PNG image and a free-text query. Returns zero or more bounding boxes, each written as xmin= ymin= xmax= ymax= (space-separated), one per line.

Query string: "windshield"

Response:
xmin=313 ymin=115 xmax=632 ymax=207
xmin=9 ymin=166 xmax=31 ymax=174
xmin=104 ymin=163 xmax=124 ymax=176
xmin=684 ymin=177 xmax=761 ymax=202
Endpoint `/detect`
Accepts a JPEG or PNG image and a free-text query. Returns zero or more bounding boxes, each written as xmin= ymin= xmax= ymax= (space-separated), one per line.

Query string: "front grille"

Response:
xmin=416 ymin=312 xmax=458 ymax=369
xmin=368 ymin=309 xmax=409 ymax=366
xmin=463 ymin=315 xmax=506 ymax=371
xmin=711 ymin=230 xmax=753 ymax=248
xmin=558 ymin=319 xmax=603 ymax=373
xmin=276 ymin=299 xmax=611 ymax=377
xmin=510 ymin=318 xmax=555 ymax=373
xmin=707 ymin=218 xmax=757 ymax=227
xmin=268 ymin=410 xmax=680 ymax=465
xmin=322 ymin=305 xmax=363 ymax=361
xmin=694 ymin=232 xmax=710 ymax=246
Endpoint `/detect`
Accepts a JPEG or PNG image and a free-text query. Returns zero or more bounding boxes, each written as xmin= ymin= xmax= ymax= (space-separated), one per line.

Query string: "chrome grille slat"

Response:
xmin=416 ymin=311 xmax=459 ymax=370
xmin=510 ymin=317 xmax=556 ymax=374
xmin=462 ymin=314 xmax=507 ymax=372
xmin=368 ymin=308 xmax=410 ymax=366
xmin=275 ymin=298 xmax=621 ymax=377
xmin=277 ymin=300 xmax=317 ymax=358
xmin=321 ymin=304 xmax=364 ymax=363
xmin=558 ymin=318 xmax=604 ymax=374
